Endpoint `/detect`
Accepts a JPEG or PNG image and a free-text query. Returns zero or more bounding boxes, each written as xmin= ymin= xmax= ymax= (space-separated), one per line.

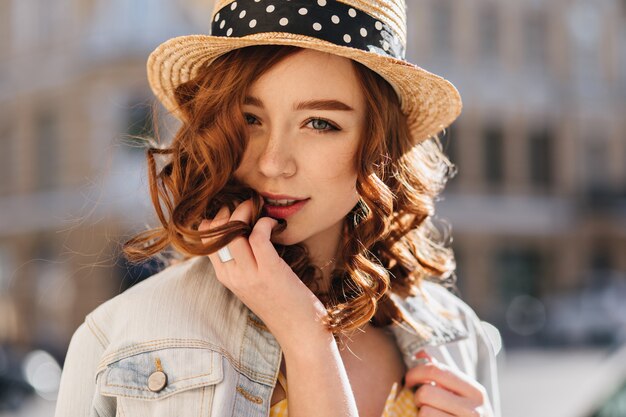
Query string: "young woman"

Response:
xmin=55 ymin=1 xmax=501 ymax=416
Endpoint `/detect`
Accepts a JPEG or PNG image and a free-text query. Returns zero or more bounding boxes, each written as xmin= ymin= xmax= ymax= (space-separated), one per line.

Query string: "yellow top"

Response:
xmin=269 ymin=371 xmax=419 ymax=417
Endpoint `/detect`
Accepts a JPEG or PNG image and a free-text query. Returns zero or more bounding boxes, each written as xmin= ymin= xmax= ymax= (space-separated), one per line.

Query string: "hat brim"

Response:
xmin=147 ymin=32 xmax=462 ymax=144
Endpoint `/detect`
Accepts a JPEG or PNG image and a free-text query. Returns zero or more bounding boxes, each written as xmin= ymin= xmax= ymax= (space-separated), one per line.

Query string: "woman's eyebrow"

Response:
xmin=244 ymin=95 xmax=354 ymax=111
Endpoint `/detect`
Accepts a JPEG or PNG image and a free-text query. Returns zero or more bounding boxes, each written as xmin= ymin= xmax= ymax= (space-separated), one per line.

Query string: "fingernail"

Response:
xmin=271 ymin=218 xmax=286 ymax=227
xmin=271 ymin=218 xmax=287 ymax=235
xmin=272 ymin=217 xmax=287 ymax=230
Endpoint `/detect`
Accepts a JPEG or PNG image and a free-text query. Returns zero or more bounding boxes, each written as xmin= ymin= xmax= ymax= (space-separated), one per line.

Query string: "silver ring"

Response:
xmin=217 ymin=246 xmax=234 ymax=263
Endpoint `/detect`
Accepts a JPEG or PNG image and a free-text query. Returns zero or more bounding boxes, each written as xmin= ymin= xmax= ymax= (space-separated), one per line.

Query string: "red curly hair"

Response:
xmin=123 ymin=45 xmax=458 ymax=340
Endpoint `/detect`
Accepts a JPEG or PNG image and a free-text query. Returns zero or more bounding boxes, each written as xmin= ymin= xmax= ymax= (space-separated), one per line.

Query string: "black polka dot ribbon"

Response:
xmin=210 ymin=0 xmax=406 ymax=60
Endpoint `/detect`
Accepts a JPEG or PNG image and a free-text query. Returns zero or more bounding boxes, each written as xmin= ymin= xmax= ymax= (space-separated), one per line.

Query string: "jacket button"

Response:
xmin=148 ymin=370 xmax=168 ymax=392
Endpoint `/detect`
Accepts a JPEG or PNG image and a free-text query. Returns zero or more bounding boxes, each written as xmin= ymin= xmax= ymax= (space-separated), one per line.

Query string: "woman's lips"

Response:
xmin=263 ymin=198 xmax=310 ymax=219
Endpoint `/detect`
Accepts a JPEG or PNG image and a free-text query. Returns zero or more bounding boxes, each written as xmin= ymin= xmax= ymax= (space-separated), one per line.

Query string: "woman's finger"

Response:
xmin=202 ymin=205 xmax=237 ymax=275
xmin=211 ymin=205 xmax=231 ymax=228
xmin=222 ymin=199 xmax=257 ymax=272
xmin=405 ymin=361 xmax=485 ymax=403
xmin=414 ymin=383 xmax=480 ymax=416
xmin=248 ymin=216 xmax=283 ymax=269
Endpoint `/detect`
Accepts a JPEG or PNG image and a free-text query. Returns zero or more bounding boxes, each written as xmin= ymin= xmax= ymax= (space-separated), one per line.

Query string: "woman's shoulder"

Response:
xmin=82 ymin=256 xmax=248 ymax=357
xmin=88 ymin=256 xmax=218 ymax=316
xmin=417 ymin=279 xmax=481 ymax=322
xmin=387 ymin=279 xmax=502 ymax=415
xmin=415 ymin=280 xmax=498 ymax=348
xmin=386 ymin=278 xmax=499 ymax=363
xmin=389 ymin=280 xmax=475 ymax=338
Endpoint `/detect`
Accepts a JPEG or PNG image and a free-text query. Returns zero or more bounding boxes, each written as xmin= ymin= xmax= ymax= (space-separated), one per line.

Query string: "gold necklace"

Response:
xmin=314 ymin=258 xmax=337 ymax=305
xmin=319 ymin=258 xmax=336 ymax=270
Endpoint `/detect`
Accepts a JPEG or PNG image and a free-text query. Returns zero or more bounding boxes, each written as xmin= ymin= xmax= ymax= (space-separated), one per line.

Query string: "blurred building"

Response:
xmin=0 ymin=0 xmax=625 ymax=363
xmin=0 ymin=0 xmax=199 ymax=356
xmin=409 ymin=0 xmax=626 ymax=347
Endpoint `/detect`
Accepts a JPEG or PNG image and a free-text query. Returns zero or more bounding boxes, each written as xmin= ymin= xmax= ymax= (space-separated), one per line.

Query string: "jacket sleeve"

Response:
xmin=54 ymin=321 xmax=116 ymax=417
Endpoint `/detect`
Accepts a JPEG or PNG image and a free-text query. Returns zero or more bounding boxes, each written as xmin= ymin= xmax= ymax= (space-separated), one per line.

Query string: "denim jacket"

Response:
xmin=54 ymin=255 xmax=501 ymax=417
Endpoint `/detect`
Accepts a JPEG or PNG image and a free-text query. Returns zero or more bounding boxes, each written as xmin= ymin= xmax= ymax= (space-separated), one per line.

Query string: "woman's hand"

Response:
xmin=198 ymin=198 xmax=329 ymax=345
xmin=405 ymin=350 xmax=494 ymax=417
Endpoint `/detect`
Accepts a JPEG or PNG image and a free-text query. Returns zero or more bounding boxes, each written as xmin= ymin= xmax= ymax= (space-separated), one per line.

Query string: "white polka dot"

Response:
xmin=279 ymin=17 xmax=289 ymax=26
xmin=214 ymin=13 xmax=220 ymax=22
xmin=375 ymin=21 xmax=383 ymax=30
xmin=254 ymin=0 xmax=261 ymax=2
xmin=313 ymin=22 xmax=322 ymax=31
xmin=239 ymin=10 xmax=246 ymax=18
xmin=220 ymin=20 xmax=226 ymax=29
xmin=266 ymin=5 xmax=275 ymax=12
xmin=230 ymin=2 xmax=237 ymax=10
xmin=227 ymin=28 xmax=233 ymax=36
xmin=360 ymin=28 xmax=367 ymax=37
xmin=249 ymin=19 xmax=257 ymax=27
xmin=382 ymin=40 xmax=390 ymax=51
xmin=317 ymin=0 xmax=327 ymax=6
xmin=298 ymin=7 xmax=308 ymax=15
xmin=343 ymin=34 xmax=351 ymax=43
xmin=348 ymin=8 xmax=357 ymax=17
xmin=331 ymin=15 xmax=340 ymax=24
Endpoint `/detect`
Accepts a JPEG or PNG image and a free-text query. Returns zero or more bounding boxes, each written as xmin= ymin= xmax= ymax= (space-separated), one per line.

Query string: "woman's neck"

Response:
xmin=302 ymin=222 xmax=343 ymax=295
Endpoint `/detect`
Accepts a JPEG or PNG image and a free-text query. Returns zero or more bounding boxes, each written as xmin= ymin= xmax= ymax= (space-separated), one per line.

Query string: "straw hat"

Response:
xmin=147 ymin=0 xmax=462 ymax=144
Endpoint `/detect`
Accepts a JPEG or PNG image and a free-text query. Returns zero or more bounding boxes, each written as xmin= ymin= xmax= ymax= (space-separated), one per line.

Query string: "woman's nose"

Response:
xmin=256 ymin=136 xmax=296 ymax=178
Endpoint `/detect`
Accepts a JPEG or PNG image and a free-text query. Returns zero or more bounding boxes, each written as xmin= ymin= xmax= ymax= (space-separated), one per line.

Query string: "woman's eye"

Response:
xmin=306 ymin=118 xmax=340 ymax=133
xmin=244 ymin=114 xmax=339 ymax=133
xmin=244 ymin=114 xmax=259 ymax=125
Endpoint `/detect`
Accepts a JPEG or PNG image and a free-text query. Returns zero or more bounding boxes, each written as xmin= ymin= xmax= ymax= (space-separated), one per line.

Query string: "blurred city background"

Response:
xmin=0 ymin=0 xmax=625 ymax=416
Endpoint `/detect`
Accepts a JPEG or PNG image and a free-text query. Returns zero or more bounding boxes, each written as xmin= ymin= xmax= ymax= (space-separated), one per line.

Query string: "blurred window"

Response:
xmin=585 ymin=136 xmax=609 ymax=188
xmin=494 ymin=246 xmax=549 ymax=341
xmin=529 ymin=126 xmax=554 ymax=189
xmin=37 ymin=0 xmax=64 ymax=44
xmin=440 ymin=123 xmax=459 ymax=190
xmin=483 ymin=124 xmax=504 ymax=186
xmin=0 ymin=246 xmax=14 ymax=294
xmin=31 ymin=233 xmax=71 ymax=347
xmin=525 ymin=11 xmax=549 ymax=74
xmin=35 ymin=107 xmax=61 ymax=190
xmin=116 ymin=254 xmax=164 ymax=292
xmin=589 ymin=244 xmax=612 ymax=276
xmin=494 ymin=246 xmax=544 ymax=302
xmin=0 ymin=119 xmax=14 ymax=194
xmin=0 ymin=1 xmax=10 ymax=56
xmin=567 ymin=1 xmax=601 ymax=83
xmin=125 ymin=100 xmax=154 ymax=154
xmin=582 ymin=134 xmax=613 ymax=207
xmin=479 ymin=4 xmax=499 ymax=63
xmin=432 ymin=0 xmax=453 ymax=57
xmin=441 ymin=123 xmax=458 ymax=166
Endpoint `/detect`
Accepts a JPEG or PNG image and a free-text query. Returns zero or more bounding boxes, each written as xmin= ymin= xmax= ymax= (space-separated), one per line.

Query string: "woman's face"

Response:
xmin=233 ymin=48 xmax=366 ymax=252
